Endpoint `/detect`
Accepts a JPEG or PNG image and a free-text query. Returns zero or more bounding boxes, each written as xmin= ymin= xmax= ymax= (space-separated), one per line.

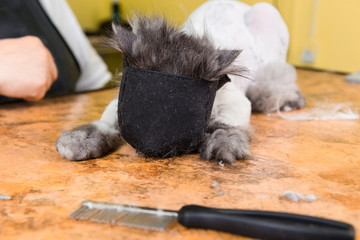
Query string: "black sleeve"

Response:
xmin=0 ymin=0 xmax=80 ymax=102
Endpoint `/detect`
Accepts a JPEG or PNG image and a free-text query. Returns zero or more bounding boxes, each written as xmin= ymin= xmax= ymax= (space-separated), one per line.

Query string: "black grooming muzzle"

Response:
xmin=118 ymin=58 xmax=228 ymax=158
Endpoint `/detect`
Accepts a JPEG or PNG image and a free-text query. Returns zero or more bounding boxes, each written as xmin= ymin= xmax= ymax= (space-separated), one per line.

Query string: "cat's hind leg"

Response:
xmin=56 ymin=98 xmax=122 ymax=160
xmin=246 ymin=61 xmax=305 ymax=113
xmin=199 ymin=82 xmax=252 ymax=164
xmin=244 ymin=3 xmax=305 ymax=113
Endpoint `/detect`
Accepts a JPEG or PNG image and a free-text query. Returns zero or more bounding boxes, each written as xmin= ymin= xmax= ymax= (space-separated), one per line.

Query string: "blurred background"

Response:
xmin=67 ymin=0 xmax=360 ymax=75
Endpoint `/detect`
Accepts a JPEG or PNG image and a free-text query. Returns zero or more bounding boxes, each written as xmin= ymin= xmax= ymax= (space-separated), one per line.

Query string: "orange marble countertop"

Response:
xmin=0 ymin=69 xmax=359 ymax=239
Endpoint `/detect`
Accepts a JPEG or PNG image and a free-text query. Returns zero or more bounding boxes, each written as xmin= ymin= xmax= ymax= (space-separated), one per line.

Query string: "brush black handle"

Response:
xmin=177 ymin=205 xmax=354 ymax=240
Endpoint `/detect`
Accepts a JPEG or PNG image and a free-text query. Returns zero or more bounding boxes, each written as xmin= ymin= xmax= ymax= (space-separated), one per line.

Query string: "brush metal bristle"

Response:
xmin=68 ymin=205 xmax=88 ymax=219
xmin=69 ymin=200 xmax=177 ymax=231
xmin=75 ymin=208 xmax=100 ymax=220
xmin=91 ymin=209 xmax=128 ymax=224
xmin=116 ymin=212 xmax=176 ymax=231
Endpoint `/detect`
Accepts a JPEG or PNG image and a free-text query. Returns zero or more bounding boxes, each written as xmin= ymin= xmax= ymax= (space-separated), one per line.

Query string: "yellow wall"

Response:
xmin=66 ymin=0 xmax=112 ymax=32
xmin=283 ymin=0 xmax=360 ymax=73
xmin=67 ymin=0 xmax=273 ymax=29
xmin=119 ymin=0 xmax=273 ymax=24
xmin=67 ymin=0 xmax=360 ymax=73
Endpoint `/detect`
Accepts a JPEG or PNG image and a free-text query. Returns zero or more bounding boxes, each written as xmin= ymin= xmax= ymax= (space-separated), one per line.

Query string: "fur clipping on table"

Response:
xmin=276 ymin=102 xmax=359 ymax=121
xmin=282 ymin=191 xmax=317 ymax=202
xmin=106 ymin=14 xmax=246 ymax=82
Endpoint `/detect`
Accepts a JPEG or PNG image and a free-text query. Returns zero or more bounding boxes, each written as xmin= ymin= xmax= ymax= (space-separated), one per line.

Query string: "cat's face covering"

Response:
xmin=106 ymin=15 xmax=246 ymax=157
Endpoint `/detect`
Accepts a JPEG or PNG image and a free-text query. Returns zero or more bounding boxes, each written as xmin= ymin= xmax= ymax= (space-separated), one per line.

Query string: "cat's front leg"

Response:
xmin=199 ymin=82 xmax=252 ymax=164
xmin=56 ymin=98 xmax=122 ymax=160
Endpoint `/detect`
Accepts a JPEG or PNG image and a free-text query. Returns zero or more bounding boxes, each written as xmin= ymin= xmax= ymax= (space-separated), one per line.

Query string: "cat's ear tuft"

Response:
xmin=110 ymin=23 xmax=136 ymax=54
xmin=216 ymin=49 xmax=242 ymax=70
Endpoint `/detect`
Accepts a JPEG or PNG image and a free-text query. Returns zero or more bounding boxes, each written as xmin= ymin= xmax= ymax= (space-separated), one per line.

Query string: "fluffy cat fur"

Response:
xmin=247 ymin=61 xmax=305 ymax=113
xmin=56 ymin=5 xmax=304 ymax=164
xmin=107 ymin=15 xmax=245 ymax=81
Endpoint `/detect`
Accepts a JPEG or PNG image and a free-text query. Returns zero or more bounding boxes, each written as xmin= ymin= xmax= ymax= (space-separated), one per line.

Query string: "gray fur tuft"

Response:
xmin=108 ymin=15 xmax=245 ymax=81
xmin=246 ymin=61 xmax=305 ymax=113
xmin=56 ymin=122 xmax=122 ymax=161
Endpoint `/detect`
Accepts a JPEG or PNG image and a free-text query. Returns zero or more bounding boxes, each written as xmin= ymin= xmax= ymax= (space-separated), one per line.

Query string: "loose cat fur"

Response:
xmin=56 ymin=11 xmax=304 ymax=164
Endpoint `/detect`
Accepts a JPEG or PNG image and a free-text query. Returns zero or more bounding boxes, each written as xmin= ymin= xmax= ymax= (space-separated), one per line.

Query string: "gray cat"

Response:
xmin=56 ymin=1 xmax=304 ymax=164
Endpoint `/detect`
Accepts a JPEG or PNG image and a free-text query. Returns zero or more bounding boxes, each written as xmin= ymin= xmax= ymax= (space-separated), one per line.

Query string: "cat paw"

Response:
xmin=56 ymin=121 xmax=121 ymax=160
xmin=246 ymin=61 xmax=305 ymax=113
xmin=280 ymin=91 xmax=305 ymax=112
xmin=199 ymin=124 xmax=252 ymax=164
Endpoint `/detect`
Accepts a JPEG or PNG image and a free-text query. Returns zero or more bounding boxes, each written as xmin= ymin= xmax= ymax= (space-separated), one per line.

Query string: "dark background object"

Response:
xmin=0 ymin=0 xmax=80 ymax=102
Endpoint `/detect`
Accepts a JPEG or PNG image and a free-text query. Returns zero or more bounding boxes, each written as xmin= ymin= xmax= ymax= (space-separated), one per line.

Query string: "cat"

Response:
xmin=56 ymin=1 xmax=305 ymax=164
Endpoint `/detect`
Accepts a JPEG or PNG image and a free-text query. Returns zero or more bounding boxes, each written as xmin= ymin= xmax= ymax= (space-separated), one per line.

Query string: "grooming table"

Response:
xmin=0 ymin=69 xmax=359 ymax=239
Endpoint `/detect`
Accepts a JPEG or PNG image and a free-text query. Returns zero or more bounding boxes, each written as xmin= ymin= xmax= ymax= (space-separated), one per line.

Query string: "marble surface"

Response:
xmin=0 ymin=69 xmax=359 ymax=239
